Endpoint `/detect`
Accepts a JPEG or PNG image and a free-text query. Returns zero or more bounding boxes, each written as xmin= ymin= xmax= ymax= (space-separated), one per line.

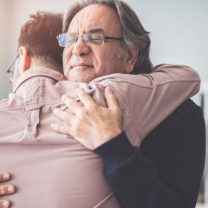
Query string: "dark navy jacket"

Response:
xmin=95 ymin=99 xmax=206 ymax=208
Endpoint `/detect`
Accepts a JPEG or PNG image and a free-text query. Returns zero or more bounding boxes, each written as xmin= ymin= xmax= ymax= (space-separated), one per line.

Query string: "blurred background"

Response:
xmin=0 ymin=0 xmax=207 ymax=207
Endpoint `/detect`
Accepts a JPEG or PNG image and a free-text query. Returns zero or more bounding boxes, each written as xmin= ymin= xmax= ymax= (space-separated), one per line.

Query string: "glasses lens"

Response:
xmin=6 ymin=53 xmax=19 ymax=82
xmin=84 ymin=33 xmax=104 ymax=45
xmin=57 ymin=33 xmax=77 ymax=47
xmin=7 ymin=71 xmax=14 ymax=82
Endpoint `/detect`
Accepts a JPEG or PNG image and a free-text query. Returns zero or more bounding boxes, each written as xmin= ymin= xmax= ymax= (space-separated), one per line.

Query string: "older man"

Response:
xmin=0 ymin=1 xmax=204 ymax=208
xmin=53 ymin=0 xmax=205 ymax=208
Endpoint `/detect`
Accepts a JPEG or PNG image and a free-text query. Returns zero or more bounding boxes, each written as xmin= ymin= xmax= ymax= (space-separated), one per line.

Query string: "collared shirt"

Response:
xmin=0 ymin=64 xmax=200 ymax=208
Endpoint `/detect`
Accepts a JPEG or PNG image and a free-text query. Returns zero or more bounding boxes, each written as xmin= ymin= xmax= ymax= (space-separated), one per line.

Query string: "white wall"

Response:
xmin=0 ymin=0 xmax=71 ymax=98
xmin=0 ymin=0 xmax=11 ymax=96
xmin=0 ymin=0 xmax=208 ymax=98
xmin=128 ymin=0 xmax=208 ymax=80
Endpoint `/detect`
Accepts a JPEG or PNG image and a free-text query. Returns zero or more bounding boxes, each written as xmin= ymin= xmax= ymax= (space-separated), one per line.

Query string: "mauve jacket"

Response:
xmin=0 ymin=64 xmax=200 ymax=208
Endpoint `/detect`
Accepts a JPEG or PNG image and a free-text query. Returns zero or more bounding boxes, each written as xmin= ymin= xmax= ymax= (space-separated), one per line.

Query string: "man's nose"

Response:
xmin=72 ymin=36 xmax=90 ymax=56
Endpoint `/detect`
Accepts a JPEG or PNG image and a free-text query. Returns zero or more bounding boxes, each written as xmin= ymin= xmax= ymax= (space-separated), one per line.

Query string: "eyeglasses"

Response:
xmin=6 ymin=53 xmax=19 ymax=82
xmin=57 ymin=32 xmax=123 ymax=48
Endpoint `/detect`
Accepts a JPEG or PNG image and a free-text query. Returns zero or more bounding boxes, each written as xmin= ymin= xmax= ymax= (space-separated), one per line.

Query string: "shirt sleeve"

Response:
xmin=94 ymin=101 xmax=206 ymax=208
xmin=91 ymin=64 xmax=200 ymax=146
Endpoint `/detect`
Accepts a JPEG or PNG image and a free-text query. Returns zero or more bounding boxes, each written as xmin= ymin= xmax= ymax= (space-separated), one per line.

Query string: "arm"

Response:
xmin=52 ymin=64 xmax=201 ymax=149
xmin=95 ymin=100 xmax=206 ymax=208
xmin=51 ymin=65 xmax=202 ymax=206
xmin=91 ymin=64 xmax=200 ymax=143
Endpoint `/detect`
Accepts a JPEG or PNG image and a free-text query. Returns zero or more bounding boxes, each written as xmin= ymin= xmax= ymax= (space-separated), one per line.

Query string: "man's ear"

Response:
xmin=18 ymin=46 xmax=31 ymax=72
xmin=124 ymin=47 xmax=139 ymax=73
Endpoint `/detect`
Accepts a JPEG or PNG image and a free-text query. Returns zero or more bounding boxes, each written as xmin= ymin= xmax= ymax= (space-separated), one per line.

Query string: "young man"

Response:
xmin=53 ymin=0 xmax=205 ymax=208
xmin=0 ymin=11 xmax=64 ymax=208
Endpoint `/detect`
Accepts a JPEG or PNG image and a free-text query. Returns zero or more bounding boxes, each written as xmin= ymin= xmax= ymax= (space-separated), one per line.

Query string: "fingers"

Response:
xmin=61 ymin=95 xmax=82 ymax=114
xmin=0 ymin=173 xmax=14 ymax=208
xmin=105 ymin=87 xmax=120 ymax=112
xmin=0 ymin=185 xmax=15 ymax=196
xmin=53 ymin=108 xmax=75 ymax=123
xmin=61 ymin=89 xmax=96 ymax=114
xmin=0 ymin=200 xmax=11 ymax=208
xmin=75 ymin=89 xmax=96 ymax=108
xmin=0 ymin=173 xmax=10 ymax=183
xmin=51 ymin=123 xmax=71 ymax=135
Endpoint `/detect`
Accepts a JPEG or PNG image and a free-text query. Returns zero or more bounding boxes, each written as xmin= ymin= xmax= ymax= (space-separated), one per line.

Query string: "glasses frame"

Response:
xmin=6 ymin=53 xmax=20 ymax=82
xmin=57 ymin=32 xmax=123 ymax=48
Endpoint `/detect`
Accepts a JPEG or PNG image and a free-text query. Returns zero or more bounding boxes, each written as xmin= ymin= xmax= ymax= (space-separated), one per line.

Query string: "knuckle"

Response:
xmin=66 ymin=98 xmax=74 ymax=106
xmin=52 ymin=124 xmax=59 ymax=132
xmin=87 ymin=103 xmax=97 ymax=111
xmin=112 ymin=104 xmax=120 ymax=112
xmin=76 ymin=88 xmax=85 ymax=96
xmin=61 ymin=111 xmax=67 ymax=119
xmin=72 ymin=125 xmax=79 ymax=134
xmin=115 ymin=107 xmax=121 ymax=114
xmin=61 ymin=126 xmax=69 ymax=134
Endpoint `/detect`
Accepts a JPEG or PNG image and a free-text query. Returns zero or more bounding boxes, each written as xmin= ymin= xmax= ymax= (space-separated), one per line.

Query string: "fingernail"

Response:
xmin=2 ymin=200 xmax=10 ymax=208
xmin=2 ymin=173 xmax=10 ymax=180
xmin=7 ymin=186 xmax=15 ymax=193
xmin=61 ymin=94 xmax=68 ymax=101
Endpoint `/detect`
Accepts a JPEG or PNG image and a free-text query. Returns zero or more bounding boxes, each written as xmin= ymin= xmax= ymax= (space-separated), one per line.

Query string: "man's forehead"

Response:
xmin=68 ymin=4 xmax=121 ymax=34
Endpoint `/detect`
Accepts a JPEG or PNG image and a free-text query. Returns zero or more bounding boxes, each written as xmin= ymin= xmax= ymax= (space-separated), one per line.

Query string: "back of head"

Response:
xmin=18 ymin=11 xmax=63 ymax=73
xmin=63 ymin=0 xmax=153 ymax=74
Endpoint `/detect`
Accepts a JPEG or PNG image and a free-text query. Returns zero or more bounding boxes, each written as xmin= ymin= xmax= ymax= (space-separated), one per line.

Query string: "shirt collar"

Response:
xmin=13 ymin=66 xmax=65 ymax=93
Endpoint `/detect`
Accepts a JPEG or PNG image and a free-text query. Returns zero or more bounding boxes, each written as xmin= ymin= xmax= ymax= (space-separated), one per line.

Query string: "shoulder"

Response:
xmin=0 ymin=97 xmax=11 ymax=111
xmin=140 ymin=99 xmax=205 ymax=162
xmin=142 ymin=99 xmax=204 ymax=143
xmin=144 ymin=98 xmax=203 ymax=131
xmin=155 ymin=99 xmax=203 ymax=133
